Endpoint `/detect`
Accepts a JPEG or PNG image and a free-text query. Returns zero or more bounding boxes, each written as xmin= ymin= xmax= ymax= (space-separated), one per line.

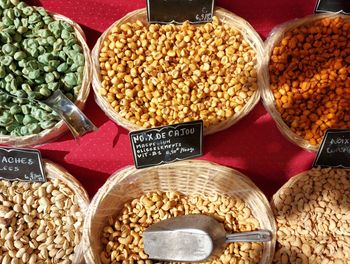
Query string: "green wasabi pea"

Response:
xmin=39 ymin=86 xmax=51 ymax=97
xmin=46 ymin=36 xmax=55 ymax=45
xmin=1 ymin=55 xmax=13 ymax=66
xmin=57 ymin=63 xmax=68 ymax=72
xmin=52 ymin=71 xmax=60 ymax=79
xmin=0 ymin=65 xmax=6 ymax=78
xmin=10 ymin=105 xmax=21 ymax=114
xmin=14 ymin=114 xmax=24 ymax=123
xmin=6 ymin=123 xmax=20 ymax=132
xmin=2 ymin=43 xmax=17 ymax=55
xmin=63 ymin=73 xmax=78 ymax=87
xmin=48 ymin=60 xmax=60 ymax=68
xmin=45 ymin=73 xmax=55 ymax=83
xmin=21 ymin=105 xmax=29 ymax=114
xmin=48 ymin=82 xmax=59 ymax=91
xmin=9 ymin=62 xmax=17 ymax=72
xmin=0 ymin=112 xmax=14 ymax=126
xmin=14 ymin=51 xmax=26 ymax=60
xmin=27 ymin=123 xmax=41 ymax=134
xmin=10 ymin=0 xmax=20 ymax=6
xmin=28 ymin=69 xmax=40 ymax=79
xmin=19 ymin=126 xmax=28 ymax=135
xmin=53 ymin=39 xmax=63 ymax=51
xmin=22 ymin=7 xmax=33 ymax=16
xmin=14 ymin=90 xmax=26 ymax=98
xmin=40 ymin=120 xmax=56 ymax=129
xmin=0 ymin=0 xmax=85 ymax=136
xmin=28 ymin=12 xmax=40 ymax=24
xmin=22 ymin=114 xmax=36 ymax=125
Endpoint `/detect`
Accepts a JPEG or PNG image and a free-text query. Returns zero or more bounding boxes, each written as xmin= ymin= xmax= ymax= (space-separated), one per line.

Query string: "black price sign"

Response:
xmin=313 ymin=129 xmax=350 ymax=168
xmin=315 ymin=0 xmax=350 ymax=14
xmin=147 ymin=0 xmax=214 ymax=24
xmin=130 ymin=120 xmax=203 ymax=169
xmin=0 ymin=148 xmax=46 ymax=182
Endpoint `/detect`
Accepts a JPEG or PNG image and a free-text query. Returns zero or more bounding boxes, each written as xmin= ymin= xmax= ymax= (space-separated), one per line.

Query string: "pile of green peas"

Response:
xmin=0 ymin=0 xmax=85 ymax=136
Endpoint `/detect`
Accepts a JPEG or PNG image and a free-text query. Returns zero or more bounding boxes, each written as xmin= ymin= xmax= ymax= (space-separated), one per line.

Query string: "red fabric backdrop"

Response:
xmin=25 ymin=0 xmax=317 ymax=199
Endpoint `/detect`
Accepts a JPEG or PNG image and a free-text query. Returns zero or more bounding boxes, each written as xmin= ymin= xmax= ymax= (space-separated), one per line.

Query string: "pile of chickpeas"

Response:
xmin=98 ymin=17 xmax=258 ymax=128
xmin=269 ymin=16 xmax=350 ymax=145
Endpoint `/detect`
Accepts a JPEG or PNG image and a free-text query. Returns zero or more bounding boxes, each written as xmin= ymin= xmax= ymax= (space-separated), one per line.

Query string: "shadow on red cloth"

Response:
xmin=202 ymin=102 xmax=315 ymax=199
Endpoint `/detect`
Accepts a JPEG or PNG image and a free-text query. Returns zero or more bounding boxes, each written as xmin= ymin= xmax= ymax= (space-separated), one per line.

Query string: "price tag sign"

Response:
xmin=130 ymin=120 xmax=203 ymax=169
xmin=147 ymin=0 xmax=214 ymax=24
xmin=313 ymin=129 xmax=350 ymax=168
xmin=0 ymin=147 xmax=46 ymax=182
xmin=315 ymin=0 xmax=350 ymax=14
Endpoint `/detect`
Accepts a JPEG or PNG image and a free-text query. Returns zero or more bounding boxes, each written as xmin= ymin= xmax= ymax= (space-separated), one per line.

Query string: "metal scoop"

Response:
xmin=0 ymin=89 xmax=97 ymax=140
xmin=144 ymin=214 xmax=272 ymax=262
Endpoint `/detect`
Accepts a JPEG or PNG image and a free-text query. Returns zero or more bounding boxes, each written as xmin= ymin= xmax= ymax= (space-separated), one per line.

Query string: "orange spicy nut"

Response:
xmin=269 ymin=16 xmax=350 ymax=145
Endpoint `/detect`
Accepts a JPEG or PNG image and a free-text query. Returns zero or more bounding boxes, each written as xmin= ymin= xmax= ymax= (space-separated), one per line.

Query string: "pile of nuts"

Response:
xmin=0 ymin=178 xmax=84 ymax=264
xmin=100 ymin=191 xmax=263 ymax=264
xmin=0 ymin=0 xmax=85 ymax=136
xmin=269 ymin=16 xmax=350 ymax=145
xmin=99 ymin=17 xmax=258 ymax=128
xmin=272 ymin=168 xmax=350 ymax=263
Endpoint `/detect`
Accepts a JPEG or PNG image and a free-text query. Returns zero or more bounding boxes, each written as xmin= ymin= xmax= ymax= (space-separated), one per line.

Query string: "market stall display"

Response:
xmin=92 ymin=8 xmax=264 ymax=135
xmin=0 ymin=0 xmax=92 ymax=147
xmin=262 ymin=14 xmax=350 ymax=151
xmin=2 ymin=0 xmax=349 ymax=263
xmin=83 ymin=160 xmax=276 ymax=264
xmin=0 ymin=160 xmax=89 ymax=264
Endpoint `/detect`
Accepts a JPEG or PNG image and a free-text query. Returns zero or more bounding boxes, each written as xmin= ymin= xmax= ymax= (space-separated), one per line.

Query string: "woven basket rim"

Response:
xmin=92 ymin=7 xmax=263 ymax=136
xmin=261 ymin=13 xmax=350 ymax=152
xmin=0 ymin=8 xmax=92 ymax=147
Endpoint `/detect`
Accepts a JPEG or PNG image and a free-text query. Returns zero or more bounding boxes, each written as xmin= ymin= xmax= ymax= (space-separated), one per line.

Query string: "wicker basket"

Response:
xmin=0 ymin=10 xmax=92 ymax=147
xmin=83 ymin=160 xmax=276 ymax=264
xmin=261 ymin=13 xmax=350 ymax=152
xmin=92 ymin=8 xmax=264 ymax=136
xmin=40 ymin=159 xmax=90 ymax=264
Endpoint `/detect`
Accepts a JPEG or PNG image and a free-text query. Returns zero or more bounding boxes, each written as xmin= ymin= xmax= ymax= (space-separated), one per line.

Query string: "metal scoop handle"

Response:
xmin=225 ymin=230 xmax=272 ymax=243
xmin=0 ymin=89 xmax=97 ymax=139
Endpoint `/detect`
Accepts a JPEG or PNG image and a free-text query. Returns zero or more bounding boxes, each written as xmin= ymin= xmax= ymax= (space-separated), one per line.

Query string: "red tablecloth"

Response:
xmin=26 ymin=0 xmax=317 ymax=199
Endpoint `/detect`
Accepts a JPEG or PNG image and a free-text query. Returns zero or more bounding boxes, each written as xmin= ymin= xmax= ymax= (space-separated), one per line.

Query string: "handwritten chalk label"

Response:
xmin=0 ymin=148 xmax=46 ymax=182
xmin=130 ymin=120 xmax=203 ymax=169
xmin=313 ymin=129 xmax=350 ymax=168
xmin=146 ymin=0 xmax=214 ymax=24
xmin=315 ymin=0 xmax=350 ymax=14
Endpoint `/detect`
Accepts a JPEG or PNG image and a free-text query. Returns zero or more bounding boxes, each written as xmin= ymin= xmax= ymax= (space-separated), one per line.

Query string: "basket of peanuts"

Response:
xmin=261 ymin=13 xmax=350 ymax=151
xmin=271 ymin=167 xmax=350 ymax=263
xmin=91 ymin=8 xmax=264 ymax=135
xmin=0 ymin=159 xmax=89 ymax=264
xmin=0 ymin=0 xmax=92 ymax=147
xmin=82 ymin=160 xmax=276 ymax=264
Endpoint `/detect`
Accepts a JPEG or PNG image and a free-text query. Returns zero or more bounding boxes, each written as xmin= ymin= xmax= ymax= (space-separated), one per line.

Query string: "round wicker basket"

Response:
xmin=40 ymin=159 xmax=90 ymax=264
xmin=261 ymin=13 xmax=350 ymax=152
xmin=92 ymin=8 xmax=264 ymax=136
xmin=0 ymin=10 xmax=92 ymax=147
xmin=83 ymin=160 xmax=276 ymax=264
